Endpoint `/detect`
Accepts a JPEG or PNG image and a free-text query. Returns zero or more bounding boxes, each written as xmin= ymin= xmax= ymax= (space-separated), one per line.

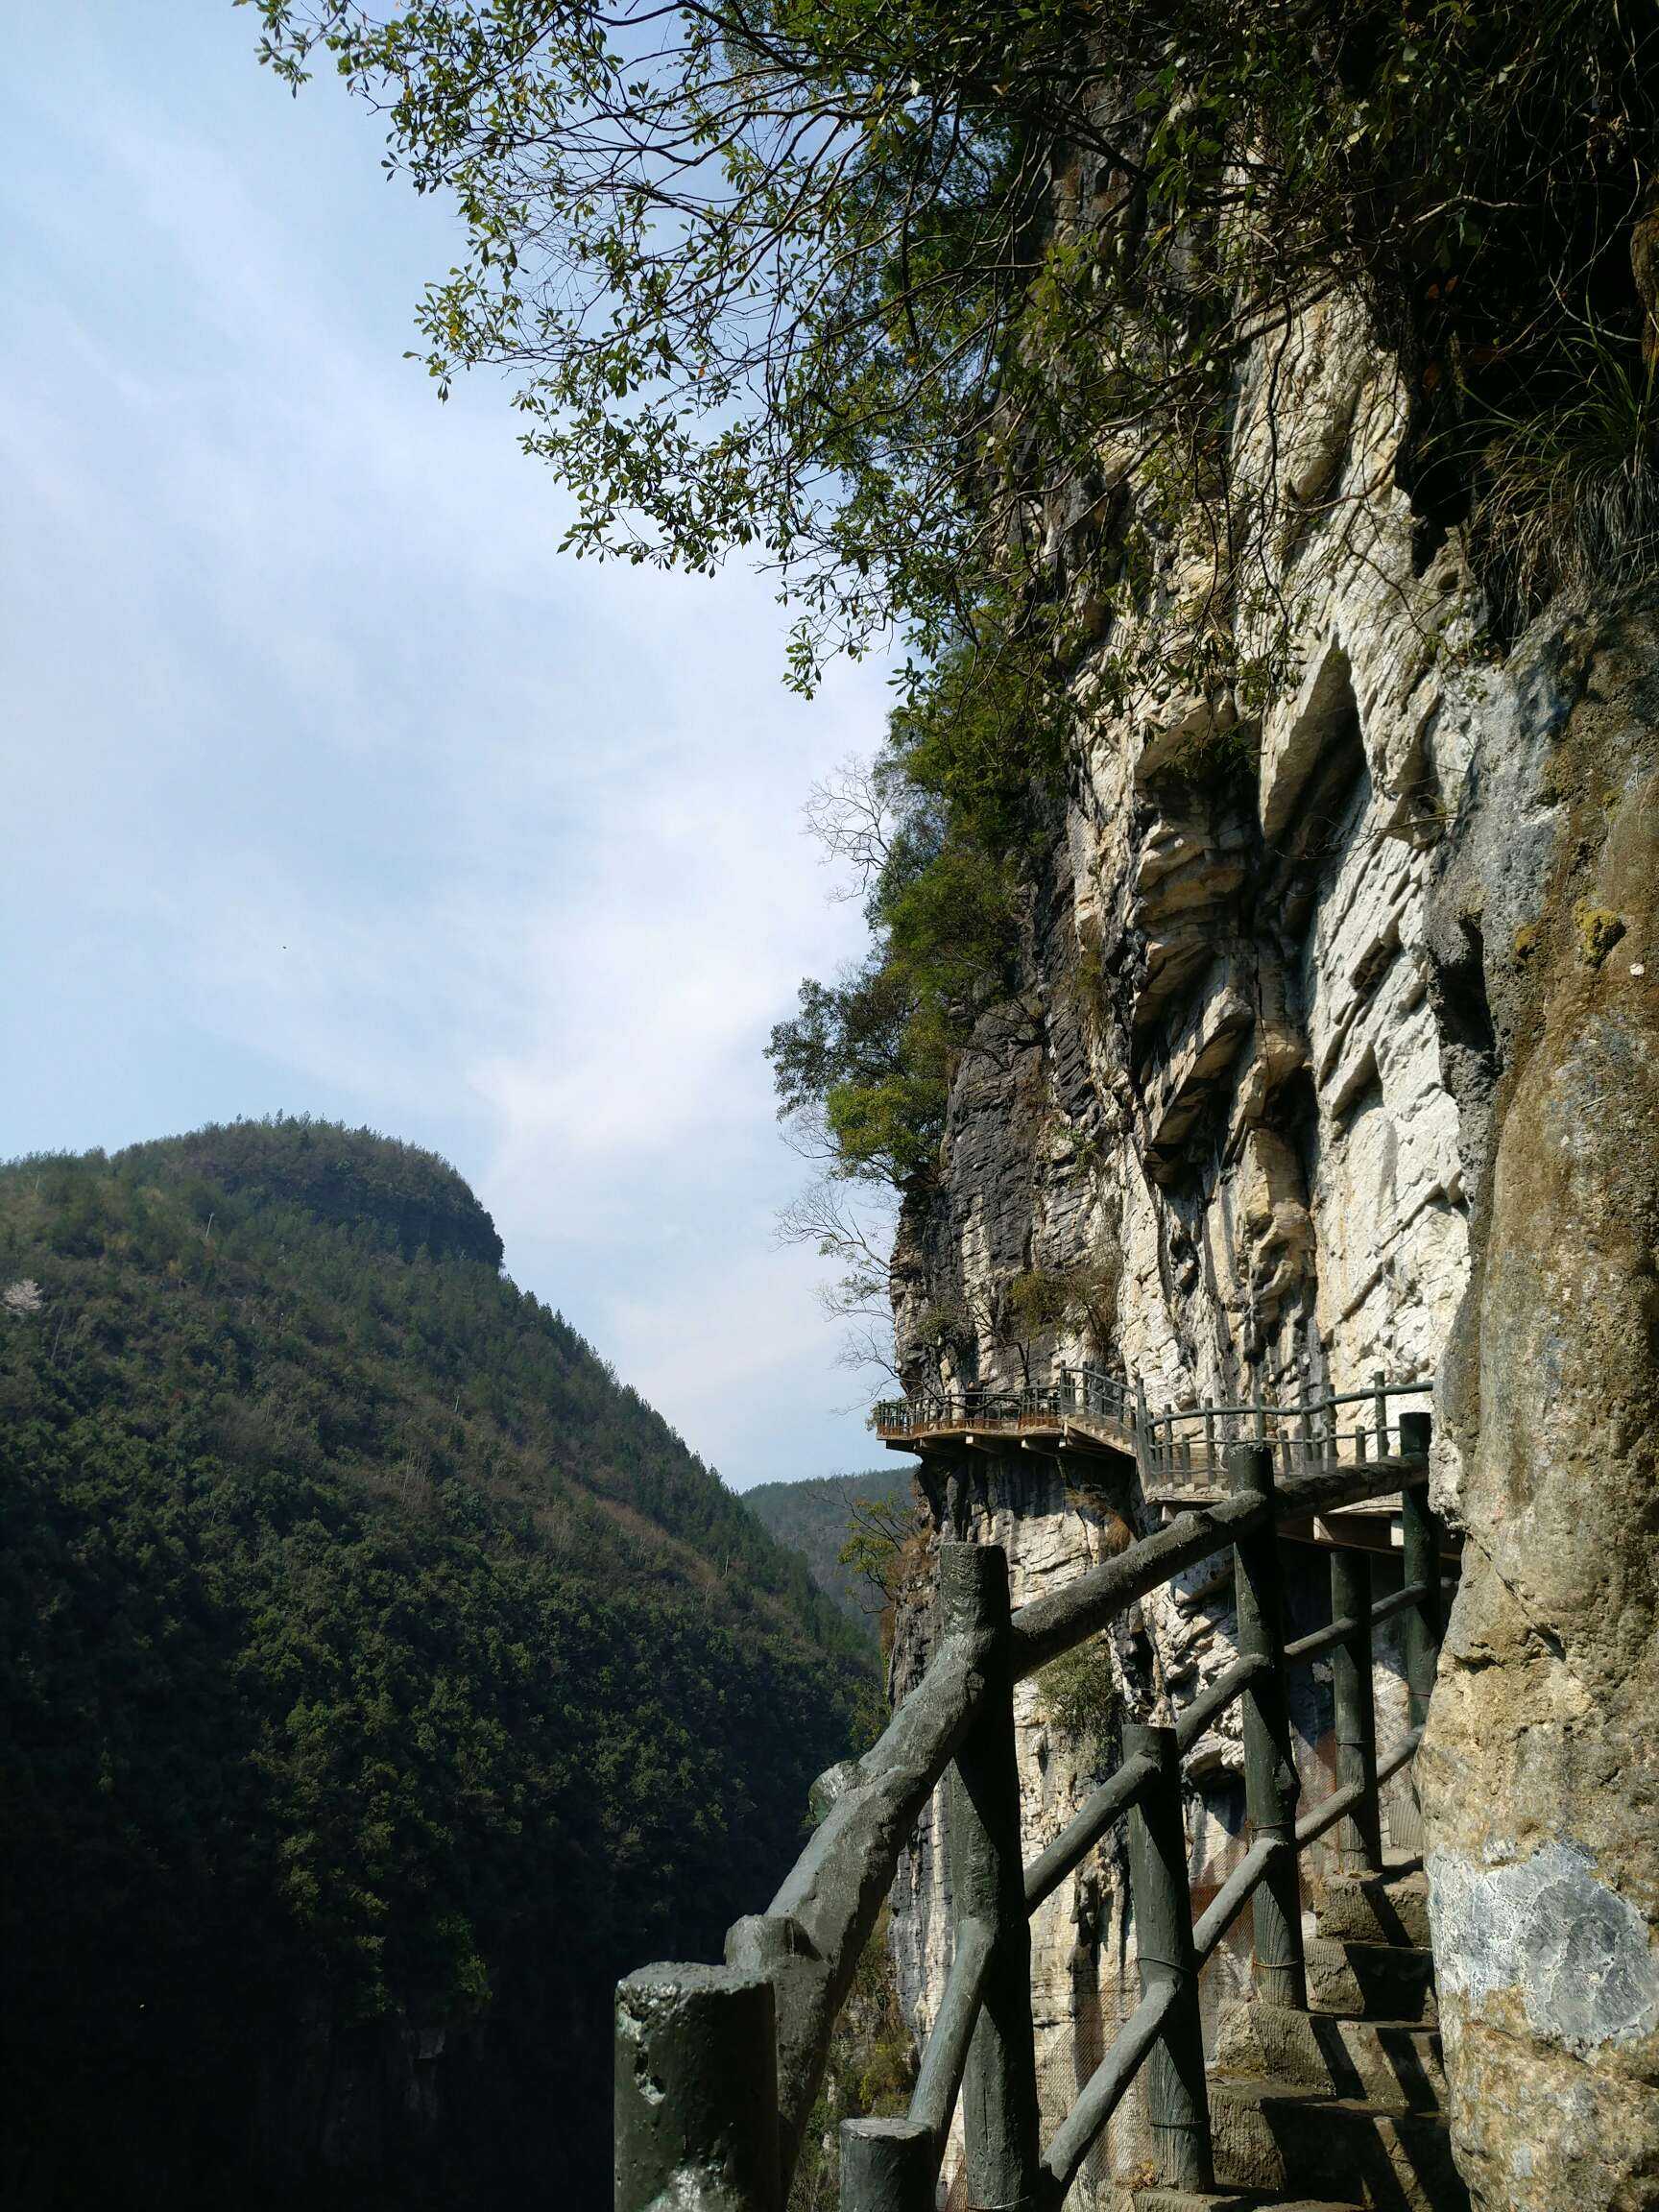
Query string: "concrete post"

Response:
xmin=940 ymin=1544 xmax=1043 ymax=2211
xmin=1331 ymin=1547 xmax=1382 ymax=1873
xmin=614 ymin=1962 xmax=779 ymax=2212
xmin=838 ymin=2118 xmax=934 ymax=2212
xmin=1399 ymin=1413 xmax=1442 ymax=1732
xmin=1228 ymin=1442 xmax=1308 ymax=2009
xmin=1125 ymin=1721 xmax=1214 ymax=2190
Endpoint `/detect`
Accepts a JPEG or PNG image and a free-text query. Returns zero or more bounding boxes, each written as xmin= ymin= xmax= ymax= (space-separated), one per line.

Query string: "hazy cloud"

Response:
xmin=2 ymin=1 xmax=892 ymax=1484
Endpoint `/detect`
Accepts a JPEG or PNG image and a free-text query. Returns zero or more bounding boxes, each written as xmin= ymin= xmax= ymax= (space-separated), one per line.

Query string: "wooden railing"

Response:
xmin=870 ymin=1384 xmax=1027 ymax=1436
xmin=870 ymin=1364 xmax=1136 ymax=1443
xmin=1137 ymin=1374 xmax=1432 ymax=1496
xmin=872 ymin=1365 xmax=1432 ymax=1501
xmin=613 ymin=1416 xmax=1448 ymax=2212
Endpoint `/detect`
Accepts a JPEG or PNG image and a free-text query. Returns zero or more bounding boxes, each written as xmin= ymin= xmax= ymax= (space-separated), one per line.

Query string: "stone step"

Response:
xmin=1210 ymin=2080 xmax=1468 ymax=2212
xmin=1214 ymin=2002 xmax=1445 ymax=2111
xmin=1306 ymin=1937 xmax=1437 ymax=2025
xmin=1136 ymin=2194 xmax=1362 ymax=2212
xmin=1309 ymin=1866 xmax=1431 ymax=1950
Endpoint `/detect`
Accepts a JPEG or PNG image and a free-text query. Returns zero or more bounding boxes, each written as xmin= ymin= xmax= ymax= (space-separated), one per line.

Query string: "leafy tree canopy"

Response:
xmin=245 ymin=1 xmax=1659 ymax=1293
xmin=247 ymin=0 xmax=1657 ymax=689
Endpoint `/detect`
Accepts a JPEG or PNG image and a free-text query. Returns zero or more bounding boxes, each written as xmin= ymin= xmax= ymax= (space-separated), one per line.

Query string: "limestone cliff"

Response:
xmin=879 ymin=287 xmax=1659 ymax=2207
xmin=1420 ymin=600 xmax=1659 ymax=2204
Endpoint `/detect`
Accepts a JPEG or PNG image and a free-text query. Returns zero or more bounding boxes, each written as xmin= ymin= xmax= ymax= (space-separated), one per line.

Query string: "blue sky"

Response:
xmin=3 ymin=2 xmax=898 ymax=1487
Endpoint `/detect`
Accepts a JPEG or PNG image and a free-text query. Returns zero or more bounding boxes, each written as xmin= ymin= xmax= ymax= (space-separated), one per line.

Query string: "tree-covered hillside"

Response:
xmin=0 ymin=1118 xmax=870 ymax=2211
xmin=743 ymin=1472 xmax=910 ymax=1638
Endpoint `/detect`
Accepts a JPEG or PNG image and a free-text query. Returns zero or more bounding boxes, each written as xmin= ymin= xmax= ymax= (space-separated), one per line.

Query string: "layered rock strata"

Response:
xmin=880 ymin=279 xmax=1659 ymax=2208
xmin=1419 ymin=600 xmax=1659 ymax=2206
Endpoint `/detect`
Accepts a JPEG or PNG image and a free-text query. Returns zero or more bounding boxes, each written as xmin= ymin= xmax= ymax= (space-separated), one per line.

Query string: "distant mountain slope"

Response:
xmin=0 ymin=1118 xmax=869 ymax=2212
xmin=744 ymin=1469 xmax=912 ymax=1636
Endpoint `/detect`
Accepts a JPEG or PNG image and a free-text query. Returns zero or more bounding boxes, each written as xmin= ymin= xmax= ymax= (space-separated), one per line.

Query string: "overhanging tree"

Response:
xmin=248 ymin=0 xmax=1659 ymax=690
xmin=247 ymin=0 xmax=1659 ymax=1324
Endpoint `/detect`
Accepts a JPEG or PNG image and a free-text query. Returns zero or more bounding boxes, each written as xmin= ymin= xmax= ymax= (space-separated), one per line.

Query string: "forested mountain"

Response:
xmin=0 ymin=1118 xmax=870 ymax=2211
xmin=742 ymin=1472 xmax=909 ymax=1637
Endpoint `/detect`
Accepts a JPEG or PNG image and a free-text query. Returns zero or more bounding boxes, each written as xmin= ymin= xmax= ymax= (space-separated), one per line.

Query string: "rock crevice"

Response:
xmin=881 ymin=278 xmax=1659 ymax=2207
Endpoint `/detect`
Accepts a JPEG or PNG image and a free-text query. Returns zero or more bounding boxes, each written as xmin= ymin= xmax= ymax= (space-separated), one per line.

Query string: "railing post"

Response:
xmin=1227 ymin=1442 xmax=1308 ymax=2009
xmin=614 ymin=1962 xmax=780 ymax=2212
xmin=1399 ymin=1413 xmax=1443 ymax=1731
xmin=1124 ymin=1721 xmax=1214 ymax=2191
xmin=1373 ymin=1370 xmax=1388 ymax=1457
xmin=839 ymin=2118 xmax=934 ymax=2212
xmin=1330 ymin=1548 xmax=1382 ymax=1874
xmin=940 ymin=1544 xmax=1042 ymax=2211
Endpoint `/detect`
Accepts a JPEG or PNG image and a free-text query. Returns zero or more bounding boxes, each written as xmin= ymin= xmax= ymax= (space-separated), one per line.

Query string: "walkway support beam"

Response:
xmin=1228 ymin=1443 xmax=1308 ymax=2009
xmin=1125 ymin=1721 xmax=1214 ymax=2191
xmin=940 ymin=1544 xmax=1044 ymax=2212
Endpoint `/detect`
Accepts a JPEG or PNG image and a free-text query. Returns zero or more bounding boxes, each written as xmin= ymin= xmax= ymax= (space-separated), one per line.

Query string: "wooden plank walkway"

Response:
xmin=873 ymin=1366 xmax=1435 ymax=1532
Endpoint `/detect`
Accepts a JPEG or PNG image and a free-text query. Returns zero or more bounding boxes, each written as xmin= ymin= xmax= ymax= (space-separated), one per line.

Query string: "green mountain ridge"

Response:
xmin=742 ymin=1470 xmax=911 ymax=1638
xmin=0 ymin=1117 xmax=870 ymax=2211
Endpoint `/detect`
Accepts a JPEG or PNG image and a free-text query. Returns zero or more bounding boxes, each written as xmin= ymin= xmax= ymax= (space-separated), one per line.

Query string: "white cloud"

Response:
xmin=1 ymin=0 xmax=894 ymax=1484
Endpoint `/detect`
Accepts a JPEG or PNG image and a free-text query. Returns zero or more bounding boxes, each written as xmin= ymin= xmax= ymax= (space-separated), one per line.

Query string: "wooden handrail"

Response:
xmin=958 ymin=1516 xmax=1443 ymax=2195
xmin=1040 ymin=1979 xmax=1174 ymax=2202
xmin=1024 ymin=1472 xmax=1447 ymax=2202
xmin=871 ymin=1354 xmax=1432 ymax=1459
xmin=1023 ymin=1750 xmax=1159 ymax=1914
xmin=1151 ymin=1380 xmax=1431 ymax=1426
xmin=1030 ymin=1715 xmax=1431 ymax=2189
xmin=906 ymin=1915 xmax=994 ymax=2153
xmin=1192 ymin=1835 xmax=1286 ymax=1967
xmin=1010 ymin=1454 xmax=1425 ymax=1677
xmin=1284 ymin=1609 xmax=1365 ymax=1664
xmin=616 ymin=1423 xmax=1452 ymax=2212
xmin=1173 ymin=1651 xmax=1273 ymax=1753
xmin=1027 ymin=1575 xmax=1428 ymax=1929
xmin=1295 ymin=1727 xmax=1422 ymax=1850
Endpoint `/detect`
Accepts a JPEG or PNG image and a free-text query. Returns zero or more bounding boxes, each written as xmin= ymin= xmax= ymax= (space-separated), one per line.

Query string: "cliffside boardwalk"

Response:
xmin=613 ymin=1406 xmax=1455 ymax=2211
xmin=872 ymin=1366 xmax=1431 ymax=1508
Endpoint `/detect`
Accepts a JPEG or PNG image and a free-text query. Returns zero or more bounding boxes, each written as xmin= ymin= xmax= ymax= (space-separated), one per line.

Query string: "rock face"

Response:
xmin=894 ymin=296 xmax=1476 ymax=1439
xmin=880 ymin=276 xmax=1659 ymax=2205
xmin=1419 ymin=600 xmax=1659 ymax=2206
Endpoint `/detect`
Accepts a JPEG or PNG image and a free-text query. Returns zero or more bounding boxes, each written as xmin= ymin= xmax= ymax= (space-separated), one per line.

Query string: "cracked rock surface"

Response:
xmin=881 ymin=268 xmax=1659 ymax=2207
